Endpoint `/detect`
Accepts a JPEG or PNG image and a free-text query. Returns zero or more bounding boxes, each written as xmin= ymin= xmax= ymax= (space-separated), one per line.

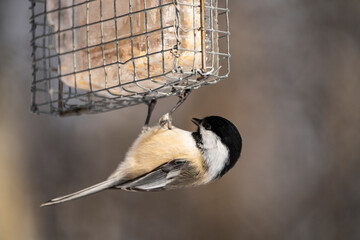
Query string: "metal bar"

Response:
xmin=99 ymin=0 xmax=109 ymax=93
xmin=30 ymin=1 xmax=38 ymax=113
xmin=159 ymin=0 xmax=165 ymax=75
xmin=192 ymin=0 xmax=196 ymax=74
xmin=57 ymin=0 xmax=63 ymax=112
xmin=86 ymin=0 xmax=93 ymax=92
xmin=114 ymin=0 xmax=124 ymax=93
xmin=72 ymin=0 xmax=78 ymax=96
xmin=200 ymin=0 xmax=206 ymax=73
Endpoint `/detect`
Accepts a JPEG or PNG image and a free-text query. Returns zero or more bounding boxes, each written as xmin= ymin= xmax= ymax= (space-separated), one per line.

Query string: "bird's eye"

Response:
xmin=204 ymin=123 xmax=211 ymax=130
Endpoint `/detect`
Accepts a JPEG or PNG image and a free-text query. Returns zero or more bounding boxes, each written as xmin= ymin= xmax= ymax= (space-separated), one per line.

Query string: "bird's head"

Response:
xmin=192 ymin=116 xmax=242 ymax=178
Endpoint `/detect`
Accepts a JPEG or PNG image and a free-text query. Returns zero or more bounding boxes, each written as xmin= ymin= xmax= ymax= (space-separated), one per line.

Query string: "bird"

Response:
xmin=41 ymin=94 xmax=242 ymax=207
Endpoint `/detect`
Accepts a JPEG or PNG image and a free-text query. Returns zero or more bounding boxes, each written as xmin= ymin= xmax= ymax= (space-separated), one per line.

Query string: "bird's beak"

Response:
xmin=191 ymin=118 xmax=202 ymax=126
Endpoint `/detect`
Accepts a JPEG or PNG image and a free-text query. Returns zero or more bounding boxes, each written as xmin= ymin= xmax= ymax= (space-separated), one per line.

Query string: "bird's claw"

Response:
xmin=141 ymin=126 xmax=151 ymax=133
xmin=159 ymin=113 xmax=173 ymax=129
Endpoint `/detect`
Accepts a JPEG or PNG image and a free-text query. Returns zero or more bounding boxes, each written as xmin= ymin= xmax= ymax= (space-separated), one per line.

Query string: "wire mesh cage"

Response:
xmin=30 ymin=0 xmax=230 ymax=116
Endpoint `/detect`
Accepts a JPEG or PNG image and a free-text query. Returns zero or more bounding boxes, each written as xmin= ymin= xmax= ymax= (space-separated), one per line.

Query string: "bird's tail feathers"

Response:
xmin=41 ymin=179 xmax=119 ymax=207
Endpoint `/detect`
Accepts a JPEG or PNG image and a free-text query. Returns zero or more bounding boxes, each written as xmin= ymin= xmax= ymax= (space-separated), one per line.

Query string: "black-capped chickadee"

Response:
xmin=41 ymin=97 xmax=242 ymax=207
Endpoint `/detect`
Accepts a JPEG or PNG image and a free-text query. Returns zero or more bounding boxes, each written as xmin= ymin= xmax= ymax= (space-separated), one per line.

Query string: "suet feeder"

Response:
xmin=30 ymin=0 xmax=230 ymax=116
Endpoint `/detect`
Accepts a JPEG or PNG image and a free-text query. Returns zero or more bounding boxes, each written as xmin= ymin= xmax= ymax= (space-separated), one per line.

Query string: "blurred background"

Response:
xmin=1 ymin=0 xmax=360 ymax=239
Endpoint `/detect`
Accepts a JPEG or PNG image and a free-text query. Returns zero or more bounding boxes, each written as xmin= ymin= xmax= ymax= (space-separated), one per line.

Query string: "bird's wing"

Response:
xmin=41 ymin=160 xmax=197 ymax=207
xmin=116 ymin=159 xmax=193 ymax=191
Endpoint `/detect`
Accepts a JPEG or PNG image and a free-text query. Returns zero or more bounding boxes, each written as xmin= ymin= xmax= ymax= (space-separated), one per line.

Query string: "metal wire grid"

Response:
xmin=30 ymin=0 xmax=230 ymax=116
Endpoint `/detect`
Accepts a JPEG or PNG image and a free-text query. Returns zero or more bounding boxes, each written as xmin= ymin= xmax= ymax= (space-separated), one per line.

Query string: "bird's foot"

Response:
xmin=159 ymin=113 xmax=173 ymax=129
xmin=141 ymin=125 xmax=151 ymax=133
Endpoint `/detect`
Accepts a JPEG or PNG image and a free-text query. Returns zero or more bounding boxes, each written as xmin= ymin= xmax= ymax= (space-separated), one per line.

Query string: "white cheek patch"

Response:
xmin=200 ymin=127 xmax=229 ymax=182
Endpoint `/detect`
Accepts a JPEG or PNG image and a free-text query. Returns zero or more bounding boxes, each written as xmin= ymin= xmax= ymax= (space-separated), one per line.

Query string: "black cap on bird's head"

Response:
xmin=192 ymin=116 xmax=242 ymax=177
